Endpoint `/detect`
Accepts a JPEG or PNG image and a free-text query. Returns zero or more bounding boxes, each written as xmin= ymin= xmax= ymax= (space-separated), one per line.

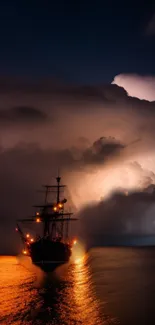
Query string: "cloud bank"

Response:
xmin=112 ymin=74 xmax=155 ymax=101
xmin=1 ymin=76 xmax=155 ymax=252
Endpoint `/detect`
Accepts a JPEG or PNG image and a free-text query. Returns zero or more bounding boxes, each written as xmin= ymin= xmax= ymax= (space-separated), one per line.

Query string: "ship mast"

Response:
xmin=41 ymin=176 xmax=66 ymax=237
xmin=56 ymin=176 xmax=60 ymax=204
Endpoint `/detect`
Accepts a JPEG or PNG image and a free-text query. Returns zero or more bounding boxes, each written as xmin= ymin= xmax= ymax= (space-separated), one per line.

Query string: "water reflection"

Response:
xmin=0 ymin=255 xmax=102 ymax=325
xmin=0 ymin=256 xmax=38 ymax=325
xmin=73 ymin=257 xmax=101 ymax=324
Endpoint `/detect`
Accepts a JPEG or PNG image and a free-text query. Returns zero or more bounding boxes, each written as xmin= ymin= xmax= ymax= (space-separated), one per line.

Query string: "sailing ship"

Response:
xmin=16 ymin=176 xmax=78 ymax=271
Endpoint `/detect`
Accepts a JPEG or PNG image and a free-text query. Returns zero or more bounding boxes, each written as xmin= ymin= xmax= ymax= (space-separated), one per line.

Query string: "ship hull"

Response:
xmin=29 ymin=239 xmax=71 ymax=272
xmin=32 ymin=260 xmax=68 ymax=272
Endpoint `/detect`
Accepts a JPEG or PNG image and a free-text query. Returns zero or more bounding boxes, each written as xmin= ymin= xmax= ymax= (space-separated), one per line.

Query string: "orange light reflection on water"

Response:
xmin=52 ymin=254 xmax=103 ymax=325
xmin=72 ymin=255 xmax=102 ymax=325
xmin=0 ymin=255 xmax=103 ymax=325
xmin=0 ymin=256 xmax=39 ymax=325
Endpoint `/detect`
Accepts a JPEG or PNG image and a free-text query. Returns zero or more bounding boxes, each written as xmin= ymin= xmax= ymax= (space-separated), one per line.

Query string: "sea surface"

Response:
xmin=1 ymin=247 xmax=155 ymax=325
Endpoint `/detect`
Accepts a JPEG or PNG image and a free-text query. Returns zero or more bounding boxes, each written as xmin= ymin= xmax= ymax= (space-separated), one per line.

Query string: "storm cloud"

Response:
xmin=1 ymin=76 xmax=155 ymax=252
xmin=78 ymin=186 xmax=155 ymax=248
xmin=0 ymin=106 xmax=47 ymax=125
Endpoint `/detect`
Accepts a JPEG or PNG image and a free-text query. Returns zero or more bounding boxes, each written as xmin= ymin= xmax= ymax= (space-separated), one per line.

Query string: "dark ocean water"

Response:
xmin=1 ymin=247 xmax=155 ymax=325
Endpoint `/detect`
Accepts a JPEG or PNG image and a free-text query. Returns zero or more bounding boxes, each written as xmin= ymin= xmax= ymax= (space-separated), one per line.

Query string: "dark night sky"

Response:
xmin=0 ymin=0 xmax=154 ymax=83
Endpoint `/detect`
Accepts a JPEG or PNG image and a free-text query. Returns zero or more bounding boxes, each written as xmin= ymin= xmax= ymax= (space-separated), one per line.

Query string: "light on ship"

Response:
xmin=30 ymin=238 xmax=34 ymax=242
xmin=26 ymin=233 xmax=30 ymax=238
xmin=53 ymin=206 xmax=57 ymax=211
xmin=58 ymin=203 xmax=63 ymax=208
xmin=36 ymin=218 xmax=41 ymax=223
xmin=22 ymin=249 xmax=27 ymax=255
xmin=36 ymin=212 xmax=40 ymax=216
xmin=73 ymin=239 xmax=77 ymax=245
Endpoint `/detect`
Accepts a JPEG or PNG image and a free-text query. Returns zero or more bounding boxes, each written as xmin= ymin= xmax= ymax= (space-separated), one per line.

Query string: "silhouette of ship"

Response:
xmin=16 ymin=176 xmax=78 ymax=271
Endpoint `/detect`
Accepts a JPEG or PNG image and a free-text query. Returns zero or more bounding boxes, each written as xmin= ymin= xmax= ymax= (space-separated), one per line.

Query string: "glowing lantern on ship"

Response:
xmin=58 ymin=203 xmax=63 ymax=208
xmin=22 ymin=249 xmax=27 ymax=255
